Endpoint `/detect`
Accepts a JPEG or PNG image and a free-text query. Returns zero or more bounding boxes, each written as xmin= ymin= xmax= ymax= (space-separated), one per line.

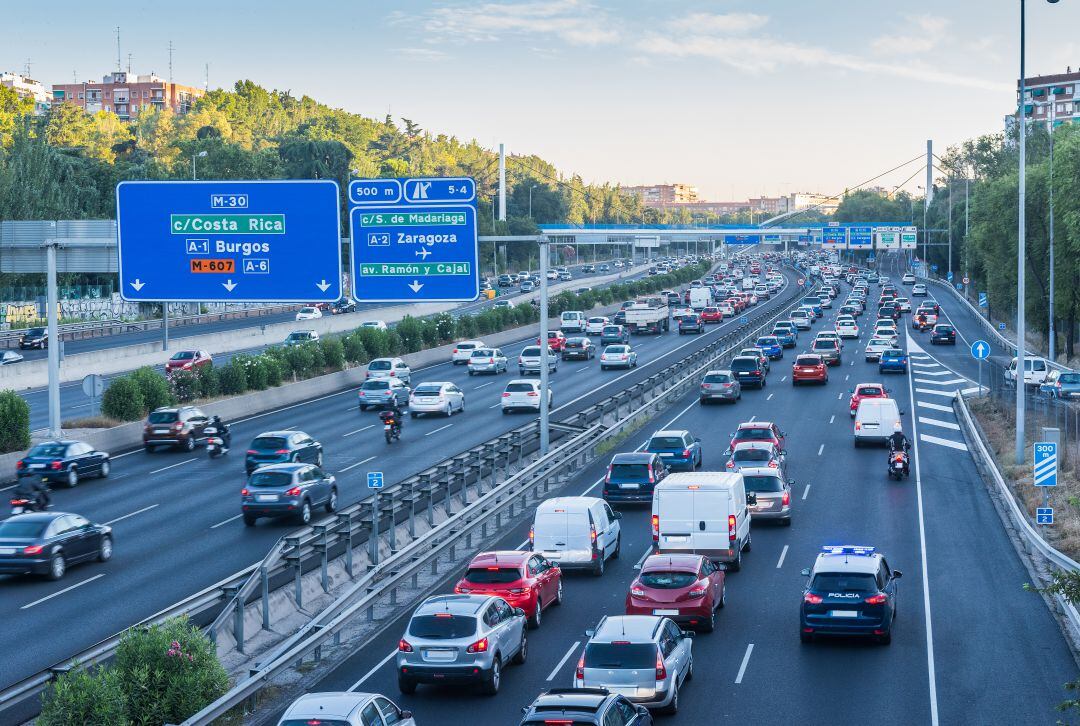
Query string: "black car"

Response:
xmin=19 ymin=327 xmax=47 ymax=350
xmin=330 ymin=299 xmax=357 ymax=315
xmin=16 ymin=440 xmax=110 ymax=488
xmin=245 ymin=430 xmax=324 ymax=475
xmin=678 ymin=314 xmax=704 ymax=335
xmin=562 ymin=337 xmax=596 ymax=361
xmin=497 ymin=274 xmax=515 ymax=287
xmin=603 ymin=452 xmax=667 ymax=504
xmin=930 ymin=324 xmax=956 ymax=345
xmin=520 ymin=688 xmax=652 ymax=726
xmin=730 ymin=355 xmax=767 ymax=388
xmin=0 ymin=512 xmax=112 ymax=580
xmin=612 ymin=310 xmax=627 ymax=326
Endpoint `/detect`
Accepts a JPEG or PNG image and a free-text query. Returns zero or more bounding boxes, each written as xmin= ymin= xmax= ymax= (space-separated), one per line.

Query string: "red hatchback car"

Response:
xmin=538 ymin=330 xmax=567 ymax=352
xmin=728 ymin=421 xmax=786 ymax=453
xmin=165 ymin=349 xmax=212 ymax=375
xmin=792 ymin=353 xmax=828 ymax=385
xmin=849 ymin=383 xmax=889 ymax=417
xmin=453 ymin=550 xmax=562 ymax=629
xmin=626 ymin=554 xmax=726 ymax=631
xmin=699 ymin=307 xmax=723 ymax=323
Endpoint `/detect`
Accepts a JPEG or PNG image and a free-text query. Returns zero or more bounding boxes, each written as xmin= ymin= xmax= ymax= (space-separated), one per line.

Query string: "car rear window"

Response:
xmin=744 ymin=475 xmax=785 ymax=493
xmin=361 ymin=380 xmax=390 ymax=390
xmin=251 ymin=436 xmax=288 ymax=450
xmin=639 ymin=571 xmax=698 ymax=589
xmin=505 ymin=383 xmax=535 ymax=393
xmin=795 ymin=356 xmax=820 ymax=366
xmin=28 ymin=443 xmax=68 ymax=457
xmin=609 ymin=463 xmax=650 ymax=481
xmin=0 ymin=520 xmax=47 ymax=538
xmin=368 ymin=360 xmax=391 ymax=370
xmin=811 ymin=573 xmax=877 ymax=592
xmin=736 ymin=428 xmax=772 ymax=441
xmin=408 ymin=614 xmax=478 ymax=639
xmin=649 ymin=436 xmax=685 ymax=449
xmin=858 ymin=387 xmax=884 ymax=396
xmin=464 ymin=567 xmax=522 ymax=584
xmin=1061 ymin=374 xmax=1080 ymax=384
xmin=584 ymin=643 xmax=656 ymax=669
xmin=148 ymin=411 xmax=178 ymax=424
xmin=565 ymin=339 xmax=585 ymax=348
xmin=734 ymin=449 xmax=771 ymax=462
xmin=471 ymin=349 xmax=494 ymax=357
xmin=730 ymin=358 xmax=757 ymax=371
xmin=812 ymin=340 xmax=835 ymax=350
xmin=458 ymin=343 xmax=478 ymax=350
xmin=521 ymin=346 xmax=541 ymax=356
xmin=703 ymin=373 xmax=732 ymax=384
xmin=281 ymin=720 xmax=349 ymax=726
xmin=248 ymin=471 xmax=294 ymax=488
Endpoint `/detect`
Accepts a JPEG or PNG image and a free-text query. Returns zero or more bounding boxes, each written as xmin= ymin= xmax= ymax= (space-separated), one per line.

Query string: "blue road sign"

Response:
xmin=970 ymin=340 xmax=991 ymax=360
xmin=931 ymin=264 xmax=938 ymax=272
xmin=349 ymin=177 xmax=479 ymax=303
xmin=955 ymin=283 xmax=963 ymax=290
xmin=116 ymin=180 xmax=342 ymax=302
xmin=367 ymin=471 xmax=385 ymax=490
xmin=849 ymin=226 xmax=873 ymax=249
xmin=724 ymin=234 xmax=761 ymax=245
xmin=998 ymin=322 xmax=1007 ymax=331
xmin=1034 ymin=442 xmax=1058 ymax=487
xmin=822 ymin=228 xmax=847 ymax=247
xmin=868 ymin=254 xmax=876 ymax=261
xmin=1037 ymin=507 xmax=1054 ymax=525
xmin=946 ymin=271 xmax=954 ymax=282
xmin=740 ymin=316 xmax=748 ymax=325
xmin=979 ymin=292 xmax=988 ymax=307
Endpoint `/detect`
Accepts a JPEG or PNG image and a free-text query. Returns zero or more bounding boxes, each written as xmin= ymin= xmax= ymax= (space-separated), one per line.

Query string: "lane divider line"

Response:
xmin=150 ymin=458 xmax=197 ymax=475
xmin=776 ymin=545 xmax=789 ymax=569
xmin=104 ymin=503 xmax=159 ymax=526
xmin=425 ymin=424 xmax=454 ymax=437
xmin=21 ymin=574 xmax=105 ymax=610
xmin=341 ymin=456 xmax=377 ymax=472
xmin=817 ymin=444 xmax=824 ymax=456
xmin=829 ymin=415 xmax=835 ymax=424
xmin=916 ymin=401 xmax=953 ymax=413
xmin=547 ymin=640 xmax=582 ymax=682
xmin=210 ymin=514 xmax=242 ymax=529
xmin=919 ymin=433 xmax=968 ymax=451
xmin=802 ymin=484 xmax=811 ymax=500
xmin=917 ymin=417 xmax=961 ymax=431
xmin=734 ymin=643 xmax=755 ymax=684
xmin=348 ymin=649 xmax=398 ymax=691
xmin=343 ymin=425 xmax=374 ymax=437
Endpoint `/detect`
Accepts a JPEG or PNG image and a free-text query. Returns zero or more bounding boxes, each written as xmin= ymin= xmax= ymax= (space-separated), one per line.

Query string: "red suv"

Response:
xmin=538 ymin=330 xmax=567 ymax=352
xmin=165 ymin=349 xmax=213 ymax=375
xmin=792 ymin=354 xmax=829 ymax=385
xmin=626 ymin=553 xmax=726 ymax=631
xmin=728 ymin=421 xmax=786 ymax=453
xmin=453 ymin=550 xmax=562 ymax=629
xmin=143 ymin=406 xmax=211 ymax=452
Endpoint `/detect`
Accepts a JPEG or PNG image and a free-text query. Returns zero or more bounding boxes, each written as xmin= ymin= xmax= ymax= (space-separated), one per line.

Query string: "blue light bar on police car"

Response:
xmin=821 ymin=545 xmax=876 ymax=556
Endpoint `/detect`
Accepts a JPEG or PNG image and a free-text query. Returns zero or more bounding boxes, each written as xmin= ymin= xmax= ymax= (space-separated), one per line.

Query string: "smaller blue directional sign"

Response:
xmin=1034 ymin=442 xmax=1058 ymax=487
xmin=848 ymin=226 xmax=873 ymax=249
xmin=931 ymin=264 xmax=938 ymax=272
xmin=998 ymin=322 xmax=1007 ymax=331
xmin=724 ymin=234 xmax=761 ymax=245
xmin=367 ymin=471 xmax=384 ymax=490
xmin=116 ymin=180 xmax=342 ymax=303
xmin=946 ymin=271 xmax=954 ymax=282
xmin=970 ymin=340 xmax=991 ymax=360
xmin=955 ymin=283 xmax=963 ymax=291
xmin=740 ymin=316 xmax=748 ymax=325
xmin=1037 ymin=507 xmax=1054 ymax=525
xmin=979 ymin=292 xmax=988 ymax=308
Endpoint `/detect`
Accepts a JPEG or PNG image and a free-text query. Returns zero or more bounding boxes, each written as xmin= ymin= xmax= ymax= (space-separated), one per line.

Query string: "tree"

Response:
xmin=0 ymin=84 xmax=34 ymax=147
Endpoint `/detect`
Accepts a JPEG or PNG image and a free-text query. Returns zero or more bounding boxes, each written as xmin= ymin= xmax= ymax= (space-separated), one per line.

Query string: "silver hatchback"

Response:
xmin=397 ymin=594 xmax=527 ymax=696
xmin=741 ymin=466 xmax=793 ymax=525
xmin=575 ymin=615 xmax=693 ymax=713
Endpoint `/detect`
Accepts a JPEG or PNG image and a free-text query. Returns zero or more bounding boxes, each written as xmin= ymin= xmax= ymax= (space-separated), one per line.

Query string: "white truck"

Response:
xmin=560 ymin=311 xmax=586 ymax=334
xmin=688 ymin=287 xmax=712 ymax=311
xmin=625 ymin=303 xmax=669 ymax=335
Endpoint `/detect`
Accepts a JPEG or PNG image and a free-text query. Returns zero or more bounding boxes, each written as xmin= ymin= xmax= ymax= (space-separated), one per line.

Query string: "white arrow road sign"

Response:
xmin=316 ymin=279 xmax=331 ymax=292
xmin=222 ymin=279 xmax=237 ymax=292
xmin=408 ymin=280 xmax=424 ymax=293
xmin=130 ymin=279 xmax=146 ymax=292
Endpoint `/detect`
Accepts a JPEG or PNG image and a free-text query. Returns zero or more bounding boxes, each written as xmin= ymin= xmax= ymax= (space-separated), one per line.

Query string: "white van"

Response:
xmin=651 ymin=472 xmax=752 ymax=571
xmin=560 ymin=311 xmax=587 ymax=334
xmin=530 ymin=496 xmax=621 ymax=576
xmin=853 ymin=398 xmax=903 ymax=446
xmin=1006 ymin=356 xmax=1050 ymax=387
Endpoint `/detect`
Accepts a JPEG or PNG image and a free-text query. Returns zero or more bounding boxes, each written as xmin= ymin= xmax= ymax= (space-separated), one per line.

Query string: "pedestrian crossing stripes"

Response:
xmin=906 ymin=336 xmax=970 ymax=452
xmin=920 ymin=433 xmax=968 ymax=451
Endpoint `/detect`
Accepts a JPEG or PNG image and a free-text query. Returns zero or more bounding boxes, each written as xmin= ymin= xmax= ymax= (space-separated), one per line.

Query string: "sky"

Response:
xmin=6 ymin=0 xmax=1080 ymax=200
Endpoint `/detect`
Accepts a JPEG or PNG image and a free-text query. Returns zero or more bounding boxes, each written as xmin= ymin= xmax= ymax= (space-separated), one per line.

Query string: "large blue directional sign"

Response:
xmin=822 ymin=228 xmax=847 ymax=248
xmin=349 ymin=177 xmax=479 ymax=302
xmin=970 ymin=340 xmax=991 ymax=360
xmin=1034 ymin=442 xmax=1058 ymax=487
xmin=848 ymin=226 xmax=873 ymax=249
xmin=116 ymin=181 xmax=343 ymax=302
xmin=724 ymin=234 xmax=761 ymax=245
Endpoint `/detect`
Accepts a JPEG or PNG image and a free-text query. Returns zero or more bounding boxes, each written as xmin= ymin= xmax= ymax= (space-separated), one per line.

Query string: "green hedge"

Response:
xmin=0 ymin=390 xmax=31 ymax=453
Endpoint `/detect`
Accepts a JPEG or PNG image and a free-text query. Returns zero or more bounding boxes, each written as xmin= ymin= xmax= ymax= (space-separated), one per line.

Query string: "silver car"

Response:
xmin=576 ymin=615 xmax=693 ymax=713
xmin=367 ymin=357 xmax=412 ymax=384
xmin=240 ymin=463 xmax=337 ymax=526
xmin=699 ymin=369 xmax=741 ymax=403
xmin=468 ymin=347 xmax=508 ymax=375
xmin=397 ymin=594 xmax=527 ymax=695
xmin=519 ymin=345 xmax=558 ymax=375
xmin=358 ymin=378 xmax=410 ymax=410
xmin=742 ymin=466 xmax=792 ymax=525
xmin=409 ymin=381 xmax=465 ymax=418
xmin=277 ymin=692 xmax=414 ymax=726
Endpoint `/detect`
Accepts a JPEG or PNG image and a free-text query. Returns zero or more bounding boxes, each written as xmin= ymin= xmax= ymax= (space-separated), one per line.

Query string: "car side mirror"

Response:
xmin=682 ymin=630 xmax=696 ymax=639
xmin=585 ymin=629 xmax=595 ymax=638
xmin=788 ymin=479 xmax=796 ymax=486
xmin=800 ymin=567 xmax=811 ymax=577
xmin=401 ymin=712 xmax=413 ymax=720
xmin=514 ymin=607 xmax=526 ymax=617
xmin=900 ymin=410 xmax=906 ymax=416
xmin=893 ymin=570 xmax=903 ymax=579
xmin=715 ymin=562 xmax=728 ymax=572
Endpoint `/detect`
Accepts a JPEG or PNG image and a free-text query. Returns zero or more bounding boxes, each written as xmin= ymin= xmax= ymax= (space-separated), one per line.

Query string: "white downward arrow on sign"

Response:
xmin=408 ymin=280 xmax=424 ymax=293
xmin=222 ymin=280 xmax=237 ymax=292
xmin=130 ymin=279 xmax=146 ymax=292
xmin=316 ymin=279 xmax=331 ymax=292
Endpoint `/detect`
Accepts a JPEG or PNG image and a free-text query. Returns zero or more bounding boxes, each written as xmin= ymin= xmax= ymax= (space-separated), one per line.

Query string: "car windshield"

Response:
xmin=649 ymin=436 xmax=685 ymax=449
xmin=639 ymin=571 xmax=698 ymax=589
xmin=584 ymin=642 xmax=656 ymax=669
xmin=744 ymin=475 xmax=785 ymax=493
xmin=796 ymin=357 xmax=820 ymax=366
xmin=408 ymin=614 xmax=478 ymax=639
xmin=811 ymin=573 xmax=878 ymax=592
xmin=734 ymin=449 xmax=772 ymax=462
xmin=248 ymin=471 xmax=294 ymax=488
xmin=368 ymin=360 xmax=392 ymax=371
xmin=299 ymin=307 xmax=316 ymax=314
xmin=170 ymin=351 xmax=195 ymax=360
xmin=251 ymin=436 xmax=288 ymax=450
xmin=361 ymin=380 xmax=389 ymax=390
xmin=27 ymin=443 xmax=68 ymax=457
xmin=464 ymin=567 xmax=521 ymax=584
xmin=506 ymin=383 xmax=535 ymax=393
xmin=0 ymin=520 xmax=47 ymax=538
xmin=148 ymin=411 xmax=178 ymax=424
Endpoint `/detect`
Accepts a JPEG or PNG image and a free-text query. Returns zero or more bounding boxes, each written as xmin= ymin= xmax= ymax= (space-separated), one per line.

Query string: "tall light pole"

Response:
xmin=1048 ymin=101 xmax=1057 ymax=361
xmin=529 ymin=185 xmax=537 ymax=219
xmin=192 ymin=149 xmax=207 ymax=180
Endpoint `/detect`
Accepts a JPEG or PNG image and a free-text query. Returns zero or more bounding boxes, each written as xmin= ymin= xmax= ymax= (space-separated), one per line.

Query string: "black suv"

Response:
xmin=520 ymin=688 xmax=652 ymax=726
xmin=603 ymin=452 xmax=667 ymax=504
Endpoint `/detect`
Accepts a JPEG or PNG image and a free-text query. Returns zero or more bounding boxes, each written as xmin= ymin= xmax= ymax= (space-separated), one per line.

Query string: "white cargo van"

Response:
xmin=853 ymin=398 xmax=903 ymax=446
xmin=689 ymin=287 xmax=712 ymax=310
xmin=560 ymin=311 xmax=586 ymax=334
xmin=530 ymin=496 xmax=621 ymax=576
xmin=651 ymin=472 xmax=752 ymax=571
xmin=1005 ymin=356 xmax=1049 ymax=387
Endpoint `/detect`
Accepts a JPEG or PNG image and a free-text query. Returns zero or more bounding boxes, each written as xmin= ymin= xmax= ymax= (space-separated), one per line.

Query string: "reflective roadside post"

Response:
xmin=539 ymin=235 xmax=550 ymax=455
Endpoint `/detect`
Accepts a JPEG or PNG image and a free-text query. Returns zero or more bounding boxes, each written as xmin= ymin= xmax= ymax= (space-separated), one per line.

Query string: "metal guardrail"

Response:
xmin=0 ymin=262 xmax=804 ymax=720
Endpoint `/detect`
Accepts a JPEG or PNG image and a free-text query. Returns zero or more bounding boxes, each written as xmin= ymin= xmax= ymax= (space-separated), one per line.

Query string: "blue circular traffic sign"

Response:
xmin=970 ymin=340 xmax=991 ymax=360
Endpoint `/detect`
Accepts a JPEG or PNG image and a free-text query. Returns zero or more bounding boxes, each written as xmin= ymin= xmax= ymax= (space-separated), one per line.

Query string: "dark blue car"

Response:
xmin=645 ymin=429 xmax=702 ymax=470
xmin=245 ymin=431 xmax=324 ymax=475
xmin=16 ymin=440 xmax=110 ymax=488
xmin=731 ymin=355 xmax=767 ymax=389
xmin=602 ymin=452 xmax=668 ymax=503
xmin=801 ymin=545 xmax=900 ymax=644
xmin=771 ymin=325 xmax=797 ymax=348
xmin=755 ymin=336 xmax=783 ymax=360
xmin=879 ymin=349 xmax=908 ymax=374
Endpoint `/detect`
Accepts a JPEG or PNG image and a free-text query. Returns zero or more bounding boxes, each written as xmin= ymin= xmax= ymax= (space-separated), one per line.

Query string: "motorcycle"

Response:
xmin=379 ymin=411 xmax=402 ymax=444
xmin=10 ymin=493 xmax=47 ymax=515
xmin=887 ymin=450 xmax=909 ymax=480
xmin=204 ymin=426 xmax=227 ymax=458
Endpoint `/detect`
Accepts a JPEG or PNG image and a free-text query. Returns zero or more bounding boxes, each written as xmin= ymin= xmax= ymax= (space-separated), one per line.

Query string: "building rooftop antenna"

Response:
xmin=168 ymin=40 xmax=174 ymax=83
xmin=116 ymin=26 xmax=121 ymax=73
xmin=127 ymin=53 xmax=132 ymax=75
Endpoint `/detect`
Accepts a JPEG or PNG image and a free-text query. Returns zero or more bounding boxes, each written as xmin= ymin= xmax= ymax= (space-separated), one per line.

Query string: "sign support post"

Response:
xmin=539 ymin=236 xmax=550 ymax=455
xmin=45 ymin=240 xmax=61 ymax=439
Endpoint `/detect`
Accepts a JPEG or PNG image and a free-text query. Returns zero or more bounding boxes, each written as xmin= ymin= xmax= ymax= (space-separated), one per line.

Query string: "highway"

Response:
xmin=0 ymin=260 xmax=793 ymax=694
xmin=268 ymin=259 xmax=1078 ymax=725
xmin=17 ymin=260 xmax=633 ymax=431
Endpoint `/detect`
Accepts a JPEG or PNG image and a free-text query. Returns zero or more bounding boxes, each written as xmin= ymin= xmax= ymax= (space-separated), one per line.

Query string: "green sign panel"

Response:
xmin=360 ymin=262 xmax=472 ymax=277
xmin=358 ymin=211 xmax=468 ymax=227
xmin=170 ymin=214 xmax=286 ymax=234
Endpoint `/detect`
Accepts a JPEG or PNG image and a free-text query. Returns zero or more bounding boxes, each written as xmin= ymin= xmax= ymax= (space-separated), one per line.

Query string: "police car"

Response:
xmin=799 ymin=545 xmax=902 ymax=644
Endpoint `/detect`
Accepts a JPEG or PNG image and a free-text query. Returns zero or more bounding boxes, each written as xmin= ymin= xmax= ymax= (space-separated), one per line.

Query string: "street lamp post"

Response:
xmin=528 ymin=185 xmax=537 ymax=219
xmin=192 ymin=149 xmax=207 ymax=180
xmin=1048 ymin=101 xmax=1057 ymax=362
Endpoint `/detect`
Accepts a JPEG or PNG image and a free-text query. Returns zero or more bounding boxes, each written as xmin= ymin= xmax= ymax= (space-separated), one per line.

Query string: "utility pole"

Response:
xmin=948 ymin=179 xmax=953 ymax=281
xmin=45 ymin=241 xmax=62 ymax=439
xmin=1048 ymin=101 xmax=1057 ymax=361
xmin=538 ymin=236 xmax=550 ymax=455
xmin=498 ymin=144 xmax=506 ymax=222
xmin=116 ymin=27 xmax=122 ymax=72
xmin=924 ymin=140 xmax=933 ymax=263
xmin=1016 ymin=0 xmax=1027 ymax=465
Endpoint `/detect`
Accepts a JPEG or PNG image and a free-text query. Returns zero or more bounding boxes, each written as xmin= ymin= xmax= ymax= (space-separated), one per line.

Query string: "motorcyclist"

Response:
xmin=210 ymin=415 xmax=231 ymax=453
xmin=915 ymin=312 xmax=928 ymax=330
xmin=380 ymin=397 xmax=404 ymax=436
xmin=14 ymin=477 xmax=50 ymax=510
xmin=888 ymin=424 xmax=910 ymax=454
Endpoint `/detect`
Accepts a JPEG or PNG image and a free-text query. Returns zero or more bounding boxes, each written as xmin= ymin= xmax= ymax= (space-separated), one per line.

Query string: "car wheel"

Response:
xmin=611 ymin=535 xmax=621 ymax=559
xmin=66 ymin=466 xmax=79 ymax=488
xmin=513 ymin=632 xmax=528 ymax=664
xmin=554 ymin=579 xmax=564 ymax=605
xmin=719 ymin=583 xmax=726 ymax=608
xmin=468 ymin=370 xmax=475 ymax=376
xmin=445 ymin=403 xmax=452 ymax=417
xmin=529 ymin=600 xmax=542 ymax=629
xmin=730 ymin=548 xmax=742 ymax=572
xmin=519 ymin=368 xmax=525 ymax=376
xmin=744 ymin=531 xmax=752 ymax=552
xmin=879 ymin=631 xmax=892 ymax=645
xmin=184 ymin=436 xmax=195 ymax=452
xmin=410 ymin=411 xmax=417 ymax=419
xmin=702 ymin=607 xmax=716 ymax=633
xmin=98 ymin=536 xmax=113 ymax=562
xmin=482 ymin=658 xmax=502 ymax=695
xmin=47 ymin=552 xmax=66 ymax=580
xmin=398 ymin=675 xmax=417 ymax=695
xmin=325 ymin=488 xmax=338 ymax=513
xmin=243 ymin=513 xmax=258 ymax=527
xmin=782 ymin=517 xmax=792 ymax=527
xmin=662 ymin=682 xmax=680 ymax=715
xmin=144 ymin=445 xmax=156 ymax=454
xmin=298 ymin=500 xmax=312 ymax=525
xmin=593 ymin=553 xmax=605 ymax=577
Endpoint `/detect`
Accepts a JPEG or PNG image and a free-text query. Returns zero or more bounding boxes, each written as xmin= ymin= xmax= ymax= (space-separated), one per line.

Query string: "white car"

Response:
xmin=409 ymin=381 xmax=465 ymax=417
xmin=585 ymin=316 xmax=610 ymax=335
xmin=865 ymin=337 xmax=897 ymax=362
xmin=501 ymin=379 xmax=552 ymax=413
xmin=277 ymin=692 xmax=416 ymax=726
xmin=895 ymin=297 xmax=912 ymax=313
xmin=493 ymin=299 xmax=515 ymax=309
xmin=835 ymin=320 xmax=859 ymax=339
xmin=546 ymin=270 xmax=559 ymax=280
xmin=451 ymin=340 xmax=486 ymax=364
xmin=902 ymin=273 xmax=916 ymax=285
xmin=911 ymin=283 xmax=928 ymax=296
xmin=0 ymin=350 xmax=24 ymax=365
xmin=366 ymin=357 xmax=411 ymax=384
xmin=295 ymin=306 xmax=322 ymax=321
xmin=361 ymin=320 xmax=388 ymax=331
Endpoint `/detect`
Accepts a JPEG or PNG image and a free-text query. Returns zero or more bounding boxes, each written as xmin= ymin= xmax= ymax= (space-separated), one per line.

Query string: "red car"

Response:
xmin=165 ymin=349 xmax=213 ymax=375
xmin=626 ymin=553 xmax=726 ymax=631
xmin=728 ymin=421 xmax=786 ymax=453
xmin=538 ymin=330 xmax=567 ymax=352
xmin=453 ymin=550 xmax=562 ymax=628
xmin=849 ymin=382 xmax=889 ymax=417
xmin=727 ymin=297 xmax=746 ymax=313
xmin=792 ymin=353 xmax=828 ymax=385
xmin=699 ymin=307 xmax=723 ymax=323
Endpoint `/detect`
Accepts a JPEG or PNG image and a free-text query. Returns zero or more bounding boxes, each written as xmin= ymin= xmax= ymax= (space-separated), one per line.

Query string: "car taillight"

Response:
xmin=466 ymin=637 xmax=489 ymax=653
xmin=631 ymin=586 xmax=645 ymax=597
xmin=285 ymin=486 xmax=301 ymax=497
xmin=590 ymin=526 xmax=597 ymax=544
xmin=651 ymin=514 xmax=659 ymax=541
xmin=865 ymin=593 xmax=888 ymax=605
xmin=575 ymin=654 xmax=585 ymax=680
xmin=488 ymin=358 xmax=494 ymax=363
xmin=275 ymin=449 xmax=290 ymax=454
xmin=398 ymin=638 xmax=413 ymax=652
xmin=655 ymin=649 xmax=667 ymax=680
xmin=172 ymin=422 xmax=183 ymax=431
xmin=529 ymin=526 xmax=534 ymax=545
xmin=855 ymin=422 xmax=862 ymax=430
xmin=782 ymin=491 xmax=790 ymax=506
xmin=804 ymin=593 xmax=823 ymax=604
xmin=23 ymin=545 xmax=44 ymax=555
xmin=50 ymin=461 xmax=62 ymax=470
xmin=358 ymin=391 xmax=365 ymax=396
xmin=688 ymin=586 xmax=707 ymax=598
xmin=604 ymin=466 xmax=612 ymax=483
xmin=15 ymin=460 xmax=24 ymax=470
xmin=246 ymin=450 xmax=258 ymax=455
xmin=768 ymin=461 xmax=778 ymax=468
xmin=453 ymin=349 xmax=459 ymax=354
xmin=728 ymin=514 xmax=736 ymax=542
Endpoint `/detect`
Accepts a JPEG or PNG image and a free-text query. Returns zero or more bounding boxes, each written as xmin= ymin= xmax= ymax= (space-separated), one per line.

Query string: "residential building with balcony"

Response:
xmin=623 ymin=183 xmax=700 ymax=205
xmin=0 ymin=72 xmax=50 ymax=114
xmin=1006 ymin=67 xmax=1080 ymax=132
xmin=51 ymin=71 xmax=204 ymax=119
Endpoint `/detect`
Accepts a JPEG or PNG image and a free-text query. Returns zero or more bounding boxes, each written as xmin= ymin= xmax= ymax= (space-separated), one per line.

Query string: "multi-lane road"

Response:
xmin=265 ymin=252 xmax=1077 ymax=725
xmin=0 ymin=259 xmax=791 ymax=694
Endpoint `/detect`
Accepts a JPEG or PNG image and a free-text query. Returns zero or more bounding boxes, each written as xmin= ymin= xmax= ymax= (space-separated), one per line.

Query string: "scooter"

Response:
xmin=887 ymin=450 xmax=909 ymax=480
xmin=10 ymin=493 xmax=47 ymax=515
xmin=379 ymin=411 xmax=402 ymax=444
xmin=204 ymin=426 xmax=228 ymax=458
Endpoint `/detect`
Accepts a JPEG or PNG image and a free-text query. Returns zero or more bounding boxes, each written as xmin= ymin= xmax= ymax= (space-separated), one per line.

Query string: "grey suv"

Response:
xmin=576 ymin=615 xmax=693 ymax=714
xmin=397 ymin=594 xmax=527 ymax=696
xmin=241 ymin=463 xmax=337 ymax=526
